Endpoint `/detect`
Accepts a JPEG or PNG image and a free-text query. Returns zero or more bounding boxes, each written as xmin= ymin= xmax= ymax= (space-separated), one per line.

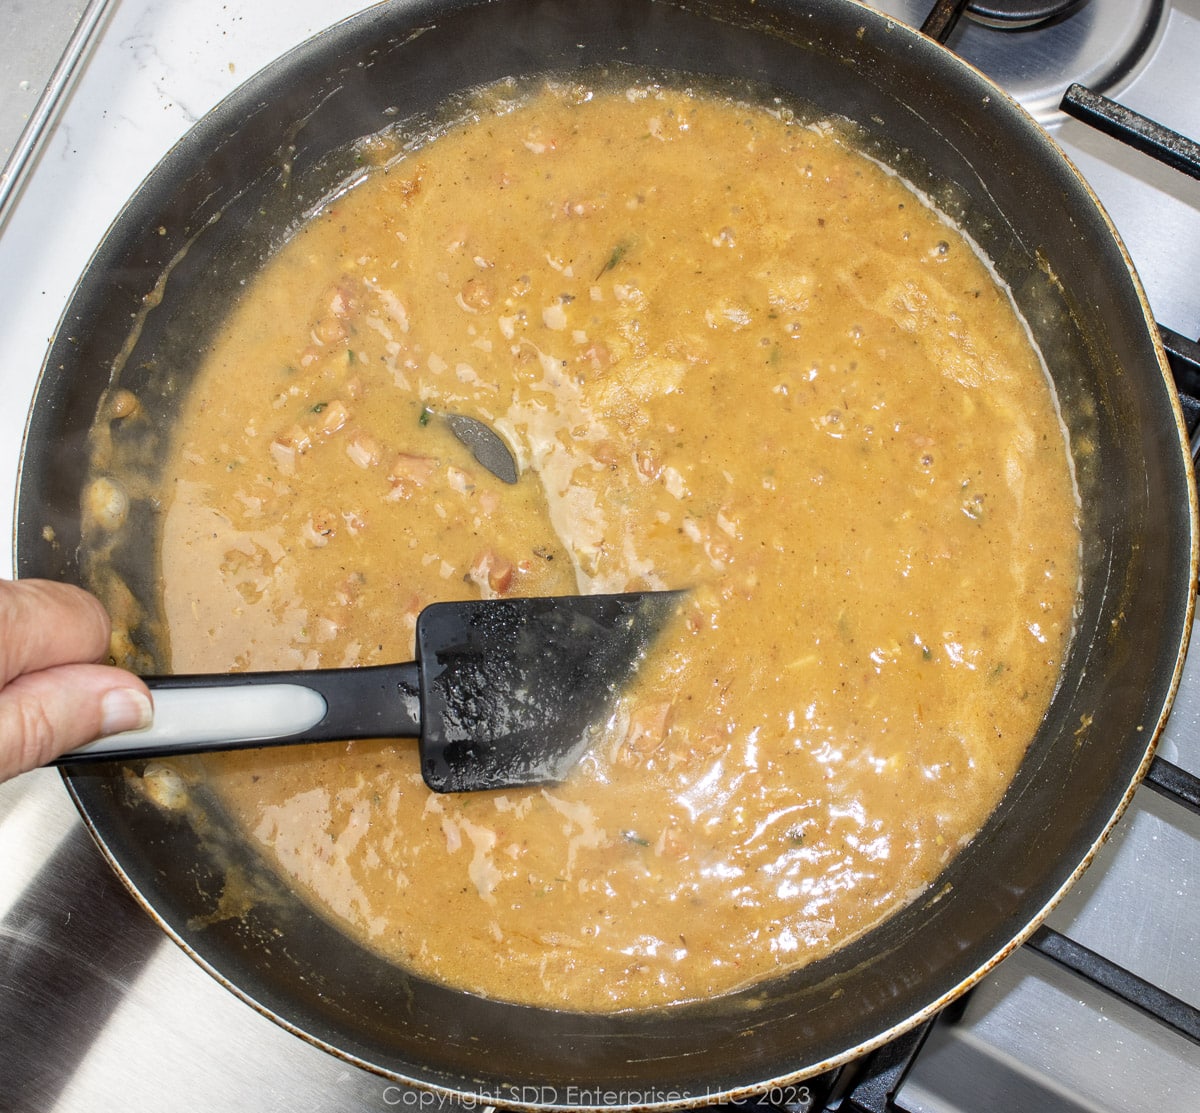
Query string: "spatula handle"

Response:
xmin=56 ymin=662 xmax=423 ymax=764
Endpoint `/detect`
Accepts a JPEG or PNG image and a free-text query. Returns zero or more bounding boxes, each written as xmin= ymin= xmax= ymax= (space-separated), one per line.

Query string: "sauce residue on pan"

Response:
xmin=138 ymin=80 xmax=1080 ymax=1010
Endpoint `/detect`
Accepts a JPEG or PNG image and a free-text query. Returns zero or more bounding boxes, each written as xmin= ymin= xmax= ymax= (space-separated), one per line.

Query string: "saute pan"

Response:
xmin=15 ymin=0 xmax=1198 ymax=1104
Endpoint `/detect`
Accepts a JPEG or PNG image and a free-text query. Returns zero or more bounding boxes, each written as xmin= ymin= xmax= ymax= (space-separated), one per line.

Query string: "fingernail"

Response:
xmin=100 ymin=688 xmax=153 ymax=735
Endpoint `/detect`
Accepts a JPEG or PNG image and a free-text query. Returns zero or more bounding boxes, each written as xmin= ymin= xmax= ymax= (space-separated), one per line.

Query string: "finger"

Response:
xmin=0 ymin=578 xmax=113 ymax=686
xmin=0 ymin=663 xmax=153 ymax=780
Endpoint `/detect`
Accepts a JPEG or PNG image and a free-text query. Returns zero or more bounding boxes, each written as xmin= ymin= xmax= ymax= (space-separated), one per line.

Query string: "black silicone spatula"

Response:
xmin=57 ymin=591 xmax=683 ymax=792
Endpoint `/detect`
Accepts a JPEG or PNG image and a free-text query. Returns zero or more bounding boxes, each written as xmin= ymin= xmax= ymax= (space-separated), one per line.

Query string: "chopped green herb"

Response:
xmin=419 ymin=406 xmax=432 ymax=427
xmin=622 ymin=830 xmax=650 ymax=847
xmin=311 ymin=401 xmax=327 ymax=413
xmin=597 ymin=240 xmax=631 ymax=279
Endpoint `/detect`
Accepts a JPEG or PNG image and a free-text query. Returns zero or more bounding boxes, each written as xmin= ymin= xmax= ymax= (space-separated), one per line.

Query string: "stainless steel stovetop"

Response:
xmin=2 ymin=2 xmax=1199 ymax=1110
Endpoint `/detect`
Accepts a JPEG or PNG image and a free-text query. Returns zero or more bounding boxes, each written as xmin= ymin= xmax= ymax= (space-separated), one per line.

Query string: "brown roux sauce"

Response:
xmin=149 ymin=81 xmax=1079 ymax=1011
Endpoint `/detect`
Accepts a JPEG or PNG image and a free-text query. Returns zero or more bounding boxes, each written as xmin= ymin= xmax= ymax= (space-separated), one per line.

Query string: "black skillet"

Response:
xmin=15 ymin=0 xmax=1197 ymax=1105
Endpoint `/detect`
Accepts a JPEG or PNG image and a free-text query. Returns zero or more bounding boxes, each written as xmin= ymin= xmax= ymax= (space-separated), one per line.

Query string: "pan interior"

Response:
xmin=17 ymin=0 xmax=1194 ymax=1102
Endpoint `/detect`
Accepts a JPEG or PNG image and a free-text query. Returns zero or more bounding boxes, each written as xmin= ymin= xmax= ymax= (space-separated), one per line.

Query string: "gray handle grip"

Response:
xmin=55 ymin=661 xmax=423 ymax=764
xmin=67 ymin=683 xmax=329 ymax=759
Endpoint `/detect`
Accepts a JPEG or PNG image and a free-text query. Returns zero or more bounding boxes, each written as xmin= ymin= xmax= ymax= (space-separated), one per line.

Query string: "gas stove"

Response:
xmin=2 ymin=2 xmax=1198 ymax=1110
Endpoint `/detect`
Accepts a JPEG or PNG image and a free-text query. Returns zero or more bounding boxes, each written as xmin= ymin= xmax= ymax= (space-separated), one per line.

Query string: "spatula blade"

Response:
xmin=416 ymin=591 xmax=682 ymax=793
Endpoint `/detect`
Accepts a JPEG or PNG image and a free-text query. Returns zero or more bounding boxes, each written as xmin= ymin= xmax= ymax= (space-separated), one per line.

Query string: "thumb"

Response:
xmin=0 ymin=663 xmax=153 ymax=781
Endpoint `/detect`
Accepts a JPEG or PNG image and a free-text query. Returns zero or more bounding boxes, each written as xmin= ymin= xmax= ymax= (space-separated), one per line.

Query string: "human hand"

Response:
xmin=0 ymin=578 xmax=152 ymax=781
